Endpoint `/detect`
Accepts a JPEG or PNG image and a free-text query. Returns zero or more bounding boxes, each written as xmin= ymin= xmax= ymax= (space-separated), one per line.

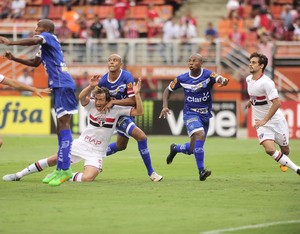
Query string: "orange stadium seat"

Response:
xmin=48 ymin=5 xmax=64 ymax=20
xmin=136 ymin=19 xmax=147 ymax=33
xmin=270 ymin=5 xmax=283 ymax=19
xmin=85 ymin=6 xmax=101 ymax=19
xmin=24 ymin=6 xmax=42 ymax=20
xmin=98 ymin=6 xmax=113 ymax=18
xmin=27 ymin=0 xmax=43 ymax=6
xmin=128 ymin=6 xmax=148 ymax=19
xmin=155 ymin=5 xmax=173 ymax=20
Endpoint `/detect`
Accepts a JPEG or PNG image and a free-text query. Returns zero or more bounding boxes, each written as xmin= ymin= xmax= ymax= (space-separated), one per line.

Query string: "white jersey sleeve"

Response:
xmin=264 ymin=78 xmax=279 ymax=101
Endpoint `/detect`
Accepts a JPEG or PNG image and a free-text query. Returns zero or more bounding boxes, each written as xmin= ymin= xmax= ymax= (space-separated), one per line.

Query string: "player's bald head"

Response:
xmin=37 ymin=19 xmax=55 ymax=33
xmin=108 ymin=54 xmax=122 ymax=63
xmin=189 ymin=53 xmax=203 ymax=62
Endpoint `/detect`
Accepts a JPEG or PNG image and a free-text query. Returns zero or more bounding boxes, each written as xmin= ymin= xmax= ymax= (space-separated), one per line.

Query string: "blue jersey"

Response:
xmin=168 ymin=68 xmax=218 ymax=118
xmin=98 ymin=69 xmax=135 ymax=100
xmin=34 ymin=32 xmax=75 ymax=89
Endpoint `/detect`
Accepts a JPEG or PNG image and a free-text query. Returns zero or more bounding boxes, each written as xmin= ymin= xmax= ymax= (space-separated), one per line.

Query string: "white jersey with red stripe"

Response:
xmin=77 ymin=100 xmax=132 ymax=155
xmin=246 ymin=74 xmax=285 ymax=122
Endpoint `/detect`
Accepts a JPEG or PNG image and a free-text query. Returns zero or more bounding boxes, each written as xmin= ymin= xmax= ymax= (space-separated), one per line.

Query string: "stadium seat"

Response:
xmin=127 ymin=6 xmax=148 ymax=19
xmin=85 ymin=6 xmax=102 ymax=19
xmin=48 ymin=5 xmax=64 ymax=20
xmin=24 ymin=6 xmax=42 ymax=20
xmin=270 ymin=5 xmax=283 ymax=19
xmin=98 ymin=6 xmax=113 ymax=19
xmin=155 ymin=5 xmax=173 ymax=20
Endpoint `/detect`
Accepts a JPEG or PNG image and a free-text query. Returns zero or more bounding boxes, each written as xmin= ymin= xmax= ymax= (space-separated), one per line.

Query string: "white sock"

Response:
xmin=272 ymin=150 xmax=299 ymax=172
xmin=18 ymin=158 xmax=49 ymax=177
xmin=70 ymin=172 xmax=83 ymax=182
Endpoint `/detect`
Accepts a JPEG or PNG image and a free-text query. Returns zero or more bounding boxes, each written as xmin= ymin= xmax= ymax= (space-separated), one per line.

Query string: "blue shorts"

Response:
xmin=183 ymin=112 xmax=210 ymax=137
xmin=53 ymin=87 xmax=78 ymax=118
xmin=116 ymin=116 xmax=136 ymax=138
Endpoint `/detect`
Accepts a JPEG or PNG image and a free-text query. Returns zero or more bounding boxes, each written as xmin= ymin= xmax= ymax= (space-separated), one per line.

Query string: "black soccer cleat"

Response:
xmin=297 ymin=169 xmax=300 ymax=175
xmin=166 ymin=144 xmax=177 ymax=164
xmin=199 ymin=169 xmax=212 ymax=181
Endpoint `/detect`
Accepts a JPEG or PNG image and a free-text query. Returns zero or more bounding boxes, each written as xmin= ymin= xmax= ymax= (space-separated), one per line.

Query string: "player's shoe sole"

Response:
xmin=150 ymin=172 xmax=163 ymax=182
xmin=280 ymin=164 xmax=288 ymax=172
xmin=166 ymin=144 xmax=177 ymax=164
xmin=199 ymin=169 xmax=212 ymax=181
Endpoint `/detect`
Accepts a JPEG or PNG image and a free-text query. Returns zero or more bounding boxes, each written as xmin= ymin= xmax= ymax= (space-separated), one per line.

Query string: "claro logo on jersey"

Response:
xmin=186 ymin=92 xmax=210 ymax=102
xmin=0 ymin=97 xmax=51 ymax=135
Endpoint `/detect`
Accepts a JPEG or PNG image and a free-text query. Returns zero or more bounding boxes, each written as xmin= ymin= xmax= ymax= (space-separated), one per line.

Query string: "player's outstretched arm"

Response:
xmin=131 ymin=78 xmax=144 ymax=116
xmin=0 ymin=74 xmax=51 ymax=98
xmin=79 ymin=75 xmax=100 ymax=106
xmin=159 ymin=87 xmax=172 ymax=119
xmin=4 ymin=51 xmax=42 ymax=67
xmin=0 ymin=36 xmax=42 ymax=46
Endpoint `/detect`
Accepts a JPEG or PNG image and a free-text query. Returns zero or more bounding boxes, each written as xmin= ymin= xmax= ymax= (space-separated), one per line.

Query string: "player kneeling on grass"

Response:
xmin=3 ymin=76 xmax=150 ymax=182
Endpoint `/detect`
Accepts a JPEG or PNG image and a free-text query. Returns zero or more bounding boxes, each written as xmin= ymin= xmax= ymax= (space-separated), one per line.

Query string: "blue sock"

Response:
xmin=175 ymin=142 xmax=192 ymax=155
xmin=58 ymin=129 xmax=73 ymax=170
xmin=107 ymin=142 xmax=119 ymax=156
xmin=56 ymin=135 xmax=62 ymax=170
xmin=194 ymin=139 xmax=205 ymax=172
xmin=138 ymin=139 xmax=154 ymax=176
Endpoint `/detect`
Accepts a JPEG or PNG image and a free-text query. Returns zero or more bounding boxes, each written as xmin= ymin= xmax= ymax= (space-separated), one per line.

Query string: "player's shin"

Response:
xmin=272 ymin=150 xmax=299 ymax=172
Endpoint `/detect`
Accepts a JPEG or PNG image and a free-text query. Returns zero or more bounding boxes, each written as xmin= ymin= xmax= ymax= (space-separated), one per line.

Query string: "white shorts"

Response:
xmin=256 ymin=119 xmax=289 ymax=146
xmin=70 ymin=139 xmax=105 ymax=171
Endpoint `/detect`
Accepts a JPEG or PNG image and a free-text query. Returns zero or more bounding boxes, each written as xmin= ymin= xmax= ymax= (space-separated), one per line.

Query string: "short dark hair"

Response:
xmin=92 ymin=86 xmax=111 ymax=102
xmin=250 ymin=52 xmax=268 ymax=72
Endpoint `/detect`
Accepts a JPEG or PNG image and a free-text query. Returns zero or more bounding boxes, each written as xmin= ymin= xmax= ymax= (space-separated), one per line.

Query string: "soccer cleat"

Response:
xmin=297 ymin=169 xmax=300 ymax=175
xmin=166 ymin=143 xmax=177 ymax=164
xmin=42 ymin=169 xmax=60 ymax=184
xmin=280 ymin=164 xmax=288 ymax=172
xmin=150 ymin=172 xmax=163 ymax=182
xmin=199 ymin=169 xmax=212 ymax=181
xmin=48 ymin=168 xmax=73 ymax=186
xmin=3 ymin=173 xmax=21 ymax=181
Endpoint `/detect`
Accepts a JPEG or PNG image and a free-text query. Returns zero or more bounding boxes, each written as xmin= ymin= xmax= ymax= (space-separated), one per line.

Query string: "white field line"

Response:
xmin=201 ymin=220 xmax=300 ymax=234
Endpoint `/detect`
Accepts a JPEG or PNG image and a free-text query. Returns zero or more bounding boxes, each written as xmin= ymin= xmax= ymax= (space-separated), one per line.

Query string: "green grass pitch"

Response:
xmin=0 ymin=135 xmax=300 ymax=234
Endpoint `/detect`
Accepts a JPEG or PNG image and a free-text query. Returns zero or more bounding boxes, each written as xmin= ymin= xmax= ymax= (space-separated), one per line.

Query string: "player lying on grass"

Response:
xmin=2 ymin=76 xmax=158 ymax=182
xmin=0 ymin=73 xmax=50 ymax=148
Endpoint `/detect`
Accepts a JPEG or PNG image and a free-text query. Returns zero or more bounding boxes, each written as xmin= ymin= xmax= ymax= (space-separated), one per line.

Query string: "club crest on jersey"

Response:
xmin=127 ymin=83 xmax=133 ymax=89
xmin=96 ymin=115 xmax=106 ymax=127
xmin=210 ymin=72 xmax=218 ymax=78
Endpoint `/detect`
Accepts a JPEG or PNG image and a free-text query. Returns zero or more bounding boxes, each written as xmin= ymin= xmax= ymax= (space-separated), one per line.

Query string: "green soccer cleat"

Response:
xmin=42 ymin=169 xmax=60 ymax=184
xmin=48 ymin=168 xmax=73 ymax=186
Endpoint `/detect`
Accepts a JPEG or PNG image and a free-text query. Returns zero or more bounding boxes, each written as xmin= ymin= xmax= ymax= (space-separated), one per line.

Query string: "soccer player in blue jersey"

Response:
xmin=98 ymin=54 xmax=163 ymax=182
xmin=159 ymin=53 xmax=229 ymax=181
xmin=0 ymin=19 xmax=78 ymax=186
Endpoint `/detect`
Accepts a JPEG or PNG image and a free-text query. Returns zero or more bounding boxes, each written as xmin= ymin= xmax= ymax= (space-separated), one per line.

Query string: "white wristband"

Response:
xmin=0 ymin=74 xmax=5 ymax=83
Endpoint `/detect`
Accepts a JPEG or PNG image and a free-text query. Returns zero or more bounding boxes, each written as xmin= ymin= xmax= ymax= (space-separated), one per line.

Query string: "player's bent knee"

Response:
xmin=82 ymin=173 xmax=98 ymax=182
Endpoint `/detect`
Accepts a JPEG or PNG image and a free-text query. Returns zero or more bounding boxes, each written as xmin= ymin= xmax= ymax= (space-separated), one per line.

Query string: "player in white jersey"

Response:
xmin=3 ymin=76 xmax=148 ymax=182
xmin=0 ymin=74 xmax=50 ymax=148
xmin=246 ymin=52 xmax=300 ymax=176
